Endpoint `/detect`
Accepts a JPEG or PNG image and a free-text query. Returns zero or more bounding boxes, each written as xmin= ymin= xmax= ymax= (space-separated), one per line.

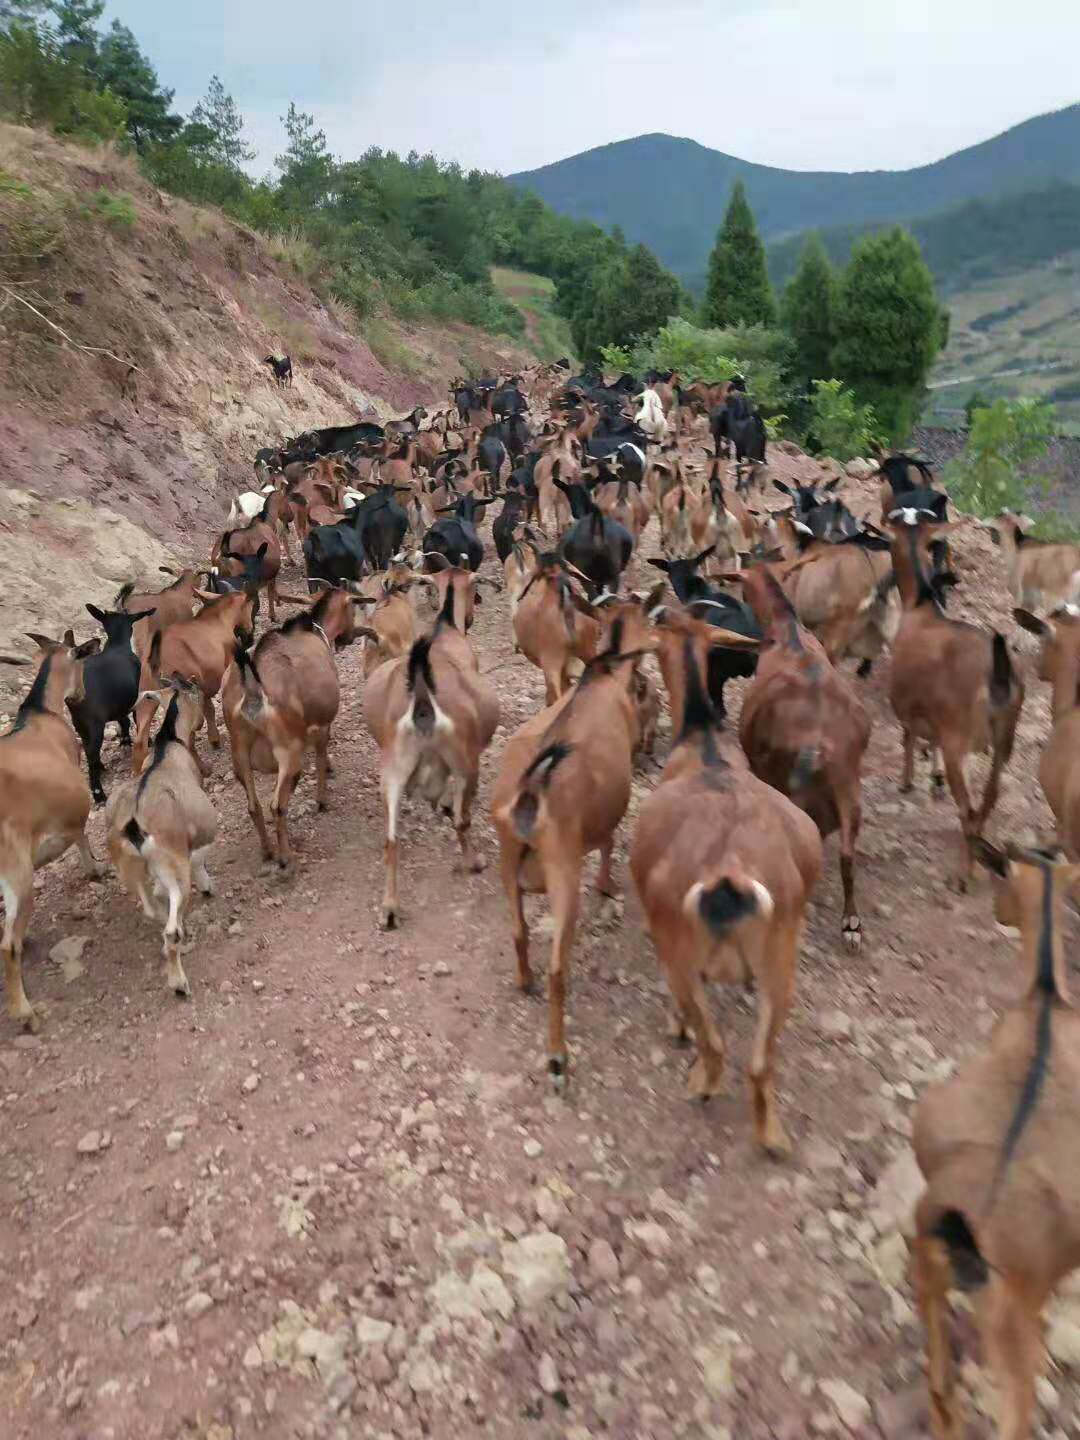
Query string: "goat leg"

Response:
xmin=978 ymin=1280 xmax=1042 ymax=1440
xmin=233 ymin=735 xmax=274 ymax=863
xmin=544 ymin=853 xmax=582 ymax=1091
xmin=942 ymin=746 xmax=975 ymax=892
xmin=838 ymin=790 xmax=862 ymax=952
xmin=451 ymin=771 xmax=484 ymax=874
xmin=500 ymin=842 xmax=532 ymax=993
xmin=203 ymin=695 xmax=221 ymax=750
xmin=1 ymin=860 xmax=37 ymax=1030
xmin=913 ymin=1232 xmax=963 ymax=1440
xmin=381 ymin=773 xmax=405 ymax=930
xmin=748 ymin=927 xmax=798 ymax=1157
xmin=313 ymin=727 xmax=331 ymax=811
xmin=270 ymin=742 xmax=302 ymax=870
xmin=900 ymin=728 xmax=916 ymax=794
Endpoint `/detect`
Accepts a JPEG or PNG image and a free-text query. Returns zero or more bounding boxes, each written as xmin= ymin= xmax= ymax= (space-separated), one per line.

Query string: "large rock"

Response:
xmin=500 ymin=1231 xmax=571 ymax=1309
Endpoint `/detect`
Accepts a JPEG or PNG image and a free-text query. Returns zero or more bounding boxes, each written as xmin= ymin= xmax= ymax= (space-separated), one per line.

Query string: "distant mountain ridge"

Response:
xmin=509 ymin=106 xmax=1080 ymax=282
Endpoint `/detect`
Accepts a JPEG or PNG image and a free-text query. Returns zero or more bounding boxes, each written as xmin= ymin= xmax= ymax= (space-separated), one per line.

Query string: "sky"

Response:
xmin=105 ymin=0 xmax=1080 ymax=179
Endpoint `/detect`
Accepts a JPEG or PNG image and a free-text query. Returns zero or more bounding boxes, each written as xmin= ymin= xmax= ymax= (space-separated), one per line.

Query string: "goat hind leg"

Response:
xmin=158 ymin=857 xmax=192 ymax=996
xmin=913 ymin=1234 xmax=963 ymax=1440
xmin=312 ymin=726 xmax=331 ymax=811
xmin=270 ymin=742 xmax=303 ymax=870
xmin=978 ymin=1279 xmax=1042 ymax=1440
xmin=499 ymin=840 xmax=532 ymax=993
xmin=942 ymin=745 xmax=976 ymax=892
xmin=234 ymin=735 xmax=274 ymax=862
xmin=748 ymin=925 xmax=797 ymax=1157
xmin=544 ymin=851 xmax=582 ymax=1091
xmin=1 ymin=863 xmax=37 ymax=1030
xmin=838 ymin=791 xmax=862 ymax=952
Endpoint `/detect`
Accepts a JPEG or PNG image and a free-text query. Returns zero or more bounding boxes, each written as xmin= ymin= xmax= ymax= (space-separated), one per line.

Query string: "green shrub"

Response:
xmin=86 ymin=187 xmax=136 ymax=228
xmin=806 ymin=378 xmax=883 ymax=462
xmin=943 ymin=398 xmax=1056 ymax=517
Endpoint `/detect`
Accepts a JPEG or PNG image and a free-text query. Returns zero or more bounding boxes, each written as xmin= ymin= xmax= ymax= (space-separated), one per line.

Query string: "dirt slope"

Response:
xmin=0 ymin=123 xmax=531 ymax=704
xmin=3 ymin=398 xmax=1079 ymax=1440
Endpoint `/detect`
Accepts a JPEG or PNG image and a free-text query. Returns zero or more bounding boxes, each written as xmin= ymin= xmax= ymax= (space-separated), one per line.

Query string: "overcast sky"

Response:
xmin=106 ymin=0 xmax=1080 ymax=178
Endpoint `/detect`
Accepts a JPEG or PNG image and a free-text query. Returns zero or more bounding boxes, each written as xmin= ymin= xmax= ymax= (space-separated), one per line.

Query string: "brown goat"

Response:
xmin=116 ymin=566 xmax=200 ymax=658
xmin=131 ymin=588 xmax=255 ymax=776
xmin=888 ymin=514 xmax=1024 ymax=889
xmin=737 ymin=567 xmax=871 ymax=949
xmin=106 ymin=676 xmax=216 ymax=996
xmin=222 ymin=586 xmax=363 ymax=868
xmin=362 ymin=565 xmax=499 ymax=928
xmin=512 ymin=552 xmax=600 ymax=704
xmin=631 ymin=611 xmax=822 ymax=1153
xmin=215 ymin=519 xmax=282 ymax=621
xmin=491 ymin=622 xmax=647 ymax=1086
xmin=1014 ymin=604 xmax=1080 ymax=857
xmin=0 ymin=636 xmax=102 ymax=1029
xmin=912 ymin=843 xmax=1080 ymax=1440
xmin=986 ymin=511 xmax=1080 ymax=612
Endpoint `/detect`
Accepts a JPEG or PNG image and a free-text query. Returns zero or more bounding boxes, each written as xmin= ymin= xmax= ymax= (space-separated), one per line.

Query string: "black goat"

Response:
xmin=423 ymin=493 xmax=490 ymax=573
xmin=263 ymin=354 xmax=292 ymax=387
xmin=68 ymin=604 xmax=154 ymax=803
xmin=648 ymin=547 xmax=761 ymax=718
xmin=553 ymin=476 xmax=633 ymax=597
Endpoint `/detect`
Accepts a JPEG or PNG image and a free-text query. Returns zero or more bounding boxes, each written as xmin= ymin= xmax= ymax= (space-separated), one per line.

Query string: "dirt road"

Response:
xmin=2 ymin=439 xmax=1076 ymax=1440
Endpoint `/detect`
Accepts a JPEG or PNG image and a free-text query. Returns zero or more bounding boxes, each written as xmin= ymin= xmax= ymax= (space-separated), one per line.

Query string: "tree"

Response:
xmin=188 ymin=74 xmax=254 ymax=169
xmin=781 ymin=233 xmax=836 ymax=385
xmin=52 ymin=0 xmax=101 ymax=69
xmin=702 ymin=180 xmax=775 ymax=329
xmin=96 ymin=21 xmax=180 ymax=149
xmin=831 ymin=226 xmax=942 ymax=441
xmin=275 ymin=101 xmax=332 ymax=213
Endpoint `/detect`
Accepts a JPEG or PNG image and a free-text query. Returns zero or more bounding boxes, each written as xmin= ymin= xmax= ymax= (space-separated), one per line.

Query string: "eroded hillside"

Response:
xmin=0 ymin=124 xmax=533 ymax=703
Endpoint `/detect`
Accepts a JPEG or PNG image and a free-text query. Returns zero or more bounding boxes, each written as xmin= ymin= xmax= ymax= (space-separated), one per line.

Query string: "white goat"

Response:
xmin=635 ymin=388 xmax=669 ymax=444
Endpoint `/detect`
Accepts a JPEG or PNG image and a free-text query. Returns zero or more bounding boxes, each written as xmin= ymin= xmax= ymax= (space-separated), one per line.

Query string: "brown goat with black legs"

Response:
xmin=362 ymin=562 xmax=499 ymax=929
xmin=491 ymin=619 xmax=648 ymax=1089
xmin=222 ymin=586 xmax=365 ymax=869
xmin=912 ymin=842 xmax=1080 ymax=1440
xmin=631 ymin=611 xmax=821 ymax=1154
xmin=106 ymin=676 xmax=217 ymax=997
xmin=736 ymin=566 xmax=871 ymax=950
xmin=888 ymin=512 xmax=1024 ymax=889
xmin=0 ymin=635 xmax=102 ymax=1030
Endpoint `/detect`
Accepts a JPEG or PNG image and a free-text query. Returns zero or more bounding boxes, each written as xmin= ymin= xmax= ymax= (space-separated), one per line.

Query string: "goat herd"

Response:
xmin=4 ymin=360 xmax=1080 ymax=1438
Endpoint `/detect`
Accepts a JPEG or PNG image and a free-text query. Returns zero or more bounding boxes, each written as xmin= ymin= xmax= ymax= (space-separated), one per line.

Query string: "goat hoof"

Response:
xmin=842 ymin=917 xmax=862 ymax=952
xmin=173 ymin=981 xmax=191 ymax=999
xmin=548 ymin=1055 xmax=568 ymax=1092
xmin=16 ymin=1005 xmax=40 ymax=1034
xmin=381 ymin=908 xmax=398 ymax=931
xmin=898 ymin=782 xmax=913 ymax=796
xmin=762 ymin=1131 xmax=793 ymax=1161
xmin=317 ymin=800 xmax=328 ymax=813
xmin=931 ymin=778 xmax=946 ymax=801
xmin=93 ymin=791 xmax=106 ymax=807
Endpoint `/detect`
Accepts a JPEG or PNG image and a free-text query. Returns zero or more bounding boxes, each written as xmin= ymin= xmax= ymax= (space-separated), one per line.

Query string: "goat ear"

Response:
xmin=648 ymin=558 xmax=671 ymax=573
xmin=159 ymin=564 xmax=178 ymax=576
xmin=823 ymin=477 xmax=842 ymax=493
xmin=25 ymin=631 xmax=57 ymax=651
xmin=1014 ymin=607 xmax=1049 ymax=636
xmin=193 ymin=588 xmax=221 ymax=603
xmin=972 ymin=837 xmax=1009 ymax=877
xmin=772 ymin=480 xmax=793 ymax=497
xmin=73 ymin=638 xmax=101 ymax=659
xmin=86 ymin=604 xmax=107 ymax=625
xmin=255 ymin=543 xmax=269 ymax=560
xmin=62 ymin=628 xmax=76 ymax=647
xmin=706 ymin=628 xmax=760 ymax=651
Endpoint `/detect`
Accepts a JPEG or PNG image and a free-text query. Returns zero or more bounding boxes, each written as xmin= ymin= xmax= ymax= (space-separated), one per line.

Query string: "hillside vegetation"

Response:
xmin=0 ymin=122 xmax=535 ymax=696
xmin=490 ymin=268 xmax=575 ymax=363
xmin=510 ymin=106 xmax=1080 ymax=281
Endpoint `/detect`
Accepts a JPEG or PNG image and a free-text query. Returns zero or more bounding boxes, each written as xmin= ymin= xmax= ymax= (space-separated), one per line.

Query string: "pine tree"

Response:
xmin=702 ymin=180 xmax=775 ymax=329
xmin=96 ymin=20 xmax=180 ymax=149
xmin=781 ymin=233 xmax=836 ymax=385
xmin=51 ymin=0 xmax=101 ymax=69
xmin=832 ymin=226 xmax=942 ymax=441
xmin=275 ymin=102 xmax=333 ymax=212
xmin=188 ymin=74 xmax=254 ymax=170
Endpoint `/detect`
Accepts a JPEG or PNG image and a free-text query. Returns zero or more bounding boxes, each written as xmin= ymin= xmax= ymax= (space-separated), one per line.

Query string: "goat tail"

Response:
xmin=989 ymin=632 xmax=1015 ymax=707
xmin=930 ymin=1208 xmax=989 ymax=1292
xmin=406 ymin=635 xmax=438 ymax=736
xmin=509 ymin=741 xmax=573 ymax=841
xmin=790 ymin=745 xmax=822 ymax=790
xmin=115 ymin=581 xmax=135 ymax=608
xmin=234 ymin=641 xmax=265 ymax=722
xmin=684 ymin=873 xmax=773 ymax=938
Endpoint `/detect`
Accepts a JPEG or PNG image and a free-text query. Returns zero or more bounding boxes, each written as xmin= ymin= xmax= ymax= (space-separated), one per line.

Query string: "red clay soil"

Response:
xmin=1 ymin=429 xmax=1075 ymax=1440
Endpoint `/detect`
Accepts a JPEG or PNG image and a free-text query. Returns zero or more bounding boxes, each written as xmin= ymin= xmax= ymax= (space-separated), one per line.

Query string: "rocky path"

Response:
xmin=3 ymin=445 xmax=1080 ymax=1440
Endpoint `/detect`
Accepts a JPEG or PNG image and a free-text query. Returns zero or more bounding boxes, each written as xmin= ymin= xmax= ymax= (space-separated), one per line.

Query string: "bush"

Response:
xmin=806 ymin=379 xmax=882 ymax=462
xmin=86 ymin=187 xmax=136 ymax=229
xmin=942 ymin=398 xmax=1056 ymax=517
xmin=602 ymin=318 xmax=793 ymax=415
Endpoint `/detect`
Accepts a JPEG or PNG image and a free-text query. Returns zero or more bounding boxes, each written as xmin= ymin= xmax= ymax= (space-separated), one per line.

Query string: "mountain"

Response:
xmin=509 ymin=105 xmax=1080 ymax=283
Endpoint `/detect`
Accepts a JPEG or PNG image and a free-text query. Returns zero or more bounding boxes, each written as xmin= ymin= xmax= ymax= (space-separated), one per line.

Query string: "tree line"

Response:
xmin=1 ymin=2 xmax=947 ymax=442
